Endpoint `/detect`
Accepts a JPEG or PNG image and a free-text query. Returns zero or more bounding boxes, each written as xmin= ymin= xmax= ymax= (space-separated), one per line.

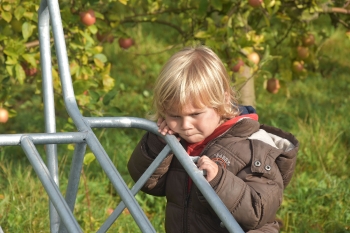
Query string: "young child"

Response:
xmin=127 ymin=45 xmax=299 ymax=233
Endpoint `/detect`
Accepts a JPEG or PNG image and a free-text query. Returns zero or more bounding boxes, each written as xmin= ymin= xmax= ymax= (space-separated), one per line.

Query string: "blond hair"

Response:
xmin=151 ymin=45 xmax=239 ymax=120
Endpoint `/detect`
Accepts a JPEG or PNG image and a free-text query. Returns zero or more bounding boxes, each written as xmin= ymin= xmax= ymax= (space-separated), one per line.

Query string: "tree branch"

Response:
xmin=319 ymin=7 xmax=350 ymax=14
xmin=273 ymin=22 xmax=295 ymax=48
xmin=121 ymin=19 xmax=185 ymax=35
xmin=123 ymin=7 xmax=196 ymax=19
xmin=25 ymin=35 xmax=69 ymax=49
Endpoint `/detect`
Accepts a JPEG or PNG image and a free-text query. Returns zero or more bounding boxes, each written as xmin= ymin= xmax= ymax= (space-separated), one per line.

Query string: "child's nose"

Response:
xmin=181 ymin=117 xmax=192 ymax=129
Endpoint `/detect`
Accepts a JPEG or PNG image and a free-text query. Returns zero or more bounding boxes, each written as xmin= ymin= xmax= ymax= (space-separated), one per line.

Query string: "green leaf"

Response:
xmin=118 ymin=0 xmax=128 ymax=5
xmin=15 ymin=64 xmax=26 ymax=84
xmin=83 ymin=152 xmax=96 ymax=165
xmin=94 ymin=57 xmax=104 ymax=69
xmin=103 ymin=90 xmax=117 ymax=105
xmin=89 ymin=90 xmax=100 ymax=103
xmin=79 ymin=31 xmax=95 ymax=45
xmin=6 ymin=65 xmax=13 ymax=76
xmin=22 ymin=22 xmax=34 ymax=40
xmin=211 ymin=0 xmax=222 ymax=11
xmin=69 ymin=61 xmax=79 ymax=76
xmin=198 ymin=0 xmax=209 ymax=16
xmin=77 ymin=94 xmax=90 ymax=106
xmin=1 ymin=77 xmax=10 ymax=85
xmin=1 ymin=3 xmax=12 ymax=11
xmin=14 ymin=6 xmax=26 ymax=20
xmin=94 ymin=11 xmax=105 ymax=20
xmin=94 ymin=53 xmax=107 ymax=63
xmin=102 ymin=63 xmax=111 ymax=75
xmin=4 ymin=40 xmax=26 ymax=58
xmin=67 ymin=144 xmax=75 ymax=151
xmin=22 ymin=54 xmax=37 ymax=67
xmin=1 ymin=11 xmax=12 ymax=23
xmin=194 ymin=31 xmax=211 ymax=39
xmin=23 ymin=11 xmax=36 ymax=22
xmin=106 ymin=106 xmax=123 ymax=115
xmin=5 ymin=56 xmax=18 ymax=65
xmin=102 ymin=74 xmax=115 ymax=92
xmin=88 ymin=24 xmax=98 ymax=34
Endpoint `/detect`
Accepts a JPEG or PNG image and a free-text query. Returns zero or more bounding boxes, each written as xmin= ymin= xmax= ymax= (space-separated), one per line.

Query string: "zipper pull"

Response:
xmin=185 ymin=193 xmax=190 ymax=207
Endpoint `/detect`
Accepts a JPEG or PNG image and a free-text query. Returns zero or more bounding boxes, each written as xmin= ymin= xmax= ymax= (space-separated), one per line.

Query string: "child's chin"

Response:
xmin=183 ymin=136 xmax=202 ymax=144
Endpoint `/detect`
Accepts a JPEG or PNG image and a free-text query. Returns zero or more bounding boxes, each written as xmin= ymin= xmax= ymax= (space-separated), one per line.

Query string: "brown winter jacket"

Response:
xmin=127 ymin=118 xmax=299 ymax=233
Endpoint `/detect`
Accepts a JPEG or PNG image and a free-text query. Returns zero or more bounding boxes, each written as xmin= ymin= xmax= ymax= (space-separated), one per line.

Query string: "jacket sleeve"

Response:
xmin=246 ymin=220 xmax=280 ymax=233
xmin=127 ymin=132 xmax=173 ymax=196
xmin=196 ymin=140 xmax=291 ymax=231
xmin=218 ymin=167 xmax=283 ymax=230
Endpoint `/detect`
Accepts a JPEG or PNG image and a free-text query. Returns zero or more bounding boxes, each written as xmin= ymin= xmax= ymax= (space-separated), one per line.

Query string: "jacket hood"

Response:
xmin=248 ymin=128 xmax=296 ymax=153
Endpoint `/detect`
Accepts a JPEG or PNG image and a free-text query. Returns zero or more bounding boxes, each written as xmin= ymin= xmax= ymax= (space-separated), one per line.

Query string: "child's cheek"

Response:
xmin=166 ymin=119 xmax=177 ymax=132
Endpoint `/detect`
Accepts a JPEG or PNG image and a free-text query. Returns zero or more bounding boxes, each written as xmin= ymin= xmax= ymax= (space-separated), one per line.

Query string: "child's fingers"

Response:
xmin=158 ymin=121 xmax=168 ymax=133
xmin=158 ymin=122 xmax=173 ymax=136
xmin=197 ymin=156 xmax=218 ymax=182
xmin=157 ymin=117 xmax=164 ymax=126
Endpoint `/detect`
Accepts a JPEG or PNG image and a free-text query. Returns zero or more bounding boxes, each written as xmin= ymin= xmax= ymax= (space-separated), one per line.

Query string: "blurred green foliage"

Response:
xmin=1 ymin=0 xmax=350 ymax=232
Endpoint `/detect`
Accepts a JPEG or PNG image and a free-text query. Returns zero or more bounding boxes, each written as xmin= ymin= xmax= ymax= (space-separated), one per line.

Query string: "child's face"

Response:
xmin=165 ymin=102 xmax=222 ymax=143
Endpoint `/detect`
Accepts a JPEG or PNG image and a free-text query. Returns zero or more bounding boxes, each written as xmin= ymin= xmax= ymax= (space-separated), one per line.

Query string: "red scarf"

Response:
xmin=185 ymin=113 xmax=258 ymax=190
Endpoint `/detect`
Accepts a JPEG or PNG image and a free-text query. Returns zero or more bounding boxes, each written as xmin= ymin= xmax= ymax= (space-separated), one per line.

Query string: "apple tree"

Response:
xmin=1 ymin=0 xmax=350 ymax=128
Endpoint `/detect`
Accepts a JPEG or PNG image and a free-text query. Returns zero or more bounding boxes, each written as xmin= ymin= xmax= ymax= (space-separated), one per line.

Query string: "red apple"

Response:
xmin=248 ymin=0 xmax=263 ymax=8
xmin=0 ymin=108 xmax=9 ymax=123
xmin=26 ymin=67 xmax=38 ymax=76
xmin=118 ymin=38 xmax=134 ymax=49
xmin=21 ymin=63 xmax=38 ymax=77
xmin=302 ymin=33 xmax=315 ymax=47
xmin=266 ymin=78 xmax=280 ymax=94
xmin=297 ymin=46 xmax=309 ymax=60
xmin=247 ymin=52 xmax=260 ymax=65
xmin=292 ymin=61 xmax=304 ymax=73
xmin=231 ymin=59 xmax=245 ymax=72
xmin=80 ymin=9 xmax=96 ymax=26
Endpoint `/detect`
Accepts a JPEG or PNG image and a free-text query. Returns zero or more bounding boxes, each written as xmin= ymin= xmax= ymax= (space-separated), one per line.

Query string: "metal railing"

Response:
xmin=0 ymin=0 xmax=244 ymax=232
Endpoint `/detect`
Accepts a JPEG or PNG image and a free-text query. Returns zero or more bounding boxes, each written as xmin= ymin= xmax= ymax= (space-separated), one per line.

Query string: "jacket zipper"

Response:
xmin=182 ymin=128 xmax=232 ymax=232
xmin=183 ymin=174 xmax=191 ymax=233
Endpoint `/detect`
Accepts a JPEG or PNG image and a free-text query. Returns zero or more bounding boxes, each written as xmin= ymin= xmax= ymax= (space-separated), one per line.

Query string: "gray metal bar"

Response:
xmin=85 ymin=131 xmax=156 ymax=233
xmin=86 ymin=117 xmax=159 ymax=134
xmin=34 ymin=0 xmax=245 ymax=231
xmin=45 ymin=0 xmax=158 ymax=228
xmin=59 ymin=143 xmax=87 ymax=233
xmin=0 ymin=132 xmax=87 ymax=146
xmin=97 ymin=145 xmax=172 ymax=233
xmin=46 ymin=0 xmax=85 ymax=131
xmin=87 ymin=117 xmax=243 ymax=232
xmin=164 ymin=135 xmax=245 ymax=233
xmin=65 ymin=143 xmax=87 ymax=211
xmin=38 ymin=0 xmax=60 ymax=231
xmin=20 ymin=136 xmax=82 ymax=233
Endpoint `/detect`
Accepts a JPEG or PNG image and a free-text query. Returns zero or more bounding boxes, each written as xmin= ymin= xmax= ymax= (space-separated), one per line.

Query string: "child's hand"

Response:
xmin=157 ymin=117 xmax=176 ymax=136
xmin=156 ymin=118 xmax=180 ymax=143
xmin=197 ymin=156 xmax=218 ymax=182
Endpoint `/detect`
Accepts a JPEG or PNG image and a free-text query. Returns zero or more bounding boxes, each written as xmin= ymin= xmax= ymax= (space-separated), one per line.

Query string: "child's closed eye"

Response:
xmin=190 ymin=112 xmax=202 ymax=117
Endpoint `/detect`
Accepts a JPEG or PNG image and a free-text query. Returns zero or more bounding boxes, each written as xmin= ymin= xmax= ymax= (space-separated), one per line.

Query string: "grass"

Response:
xmin=1 ymin=27 xmax=350 ymax=232
xmin=255 ymin=74 xmax=350 ymax=233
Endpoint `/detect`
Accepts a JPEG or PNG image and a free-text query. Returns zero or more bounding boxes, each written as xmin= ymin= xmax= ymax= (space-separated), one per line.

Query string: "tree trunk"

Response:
xmin=235 ymin=65 xmax=256 ymax=107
